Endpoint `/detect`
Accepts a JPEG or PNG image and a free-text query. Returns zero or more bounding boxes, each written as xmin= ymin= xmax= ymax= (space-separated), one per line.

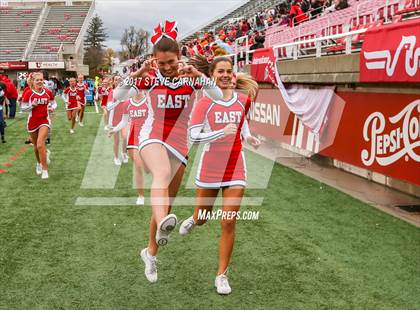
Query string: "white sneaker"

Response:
xmin=140 ymin=248 xmax=158 ymax=283
xmin=36 ymin=163 xmax=42 ymax=175
xmin=70 ymin=129 xmax=75 ymax=134
xmin=136 ymin=196 xmax=145 ymax=205
xmin=79 ymin=122 xmax=84 ymax=127
xmin=156 ymin=214 xmax=177 ymax=246
xmin=114 ymin=157 xmax=122 ymax=166
xmin=122 ymin=153 xmax=129 ymax=163
xmin=46 ymin=149 xmax=51 ymax=165
xmin=215 ymin=273 xmax=232 ymax=295
xmin=179 ymin=215 xmax=196 ymax=235
xmin=41 ymin=170 xmax=49 ymax=180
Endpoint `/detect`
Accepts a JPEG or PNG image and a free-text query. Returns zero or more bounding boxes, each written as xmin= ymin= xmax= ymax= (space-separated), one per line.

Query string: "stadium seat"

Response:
xmin=397 ymin=0 xmax=420 ymax=14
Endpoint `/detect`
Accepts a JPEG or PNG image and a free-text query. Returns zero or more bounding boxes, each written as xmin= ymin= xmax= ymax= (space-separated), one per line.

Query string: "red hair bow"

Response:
xmin=151 ymin=20 xmax=178 ymax=45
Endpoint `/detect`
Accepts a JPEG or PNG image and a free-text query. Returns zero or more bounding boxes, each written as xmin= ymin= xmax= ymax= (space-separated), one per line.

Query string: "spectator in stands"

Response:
xmin=300 ymin=0 xmax=311 ymax=13
xmin=250 ymin=33 xmax=265 ymax=50
xmin=289 ymin=0 xmax=309 ymax=27
xmin=334 ymin=0 xmax=348 ymax=10
xmin=311 ymin=0 xmax=324 ymax=18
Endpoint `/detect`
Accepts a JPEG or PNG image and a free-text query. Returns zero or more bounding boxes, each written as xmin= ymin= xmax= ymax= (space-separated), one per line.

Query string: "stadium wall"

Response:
xmin=244 ymin=56 xmax=420 ymax=197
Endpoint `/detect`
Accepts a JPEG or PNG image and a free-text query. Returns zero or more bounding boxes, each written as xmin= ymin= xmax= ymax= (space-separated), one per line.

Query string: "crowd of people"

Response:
xmin=180 ymin=0 xmax=349 ymax=57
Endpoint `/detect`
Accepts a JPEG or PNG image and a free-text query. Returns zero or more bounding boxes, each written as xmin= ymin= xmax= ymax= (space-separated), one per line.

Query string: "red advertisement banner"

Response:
xmin=250 ymin=89 xmax=419 ymax=185
xmin=321 ymin=92 xmax=419 ymax=185
xmin=360 ymin=19 xmax=420 ymax=83
xmin=250 ymin=48 xmax=277 ymax=83
xmin=0 ymin=61 xmax=28 ymax=70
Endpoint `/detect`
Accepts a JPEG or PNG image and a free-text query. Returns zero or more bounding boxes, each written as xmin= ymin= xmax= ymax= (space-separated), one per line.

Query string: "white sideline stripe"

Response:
xmin=75 ymin=197 xmax=265 ymax=206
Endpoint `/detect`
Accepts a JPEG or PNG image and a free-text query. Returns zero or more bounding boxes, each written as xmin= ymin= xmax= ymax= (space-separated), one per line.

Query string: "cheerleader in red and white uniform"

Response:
xmin=63 ymin=78 xmax=81 ymax=134
xmin=179 ymin=56 xmax=260 ymax=295
xmin=20 ymin=74 xmax=34 ymax=145
xmin=98 ymin=77 xmax=112 ymax=130
xmin=21 ymin=72 xmax=57 ymax=179
xmin=76 ymin=74 xmax=89 ymax=127
xmin=108 ymin=90 xmax=151 ymax=205
xmin=114 ymin=21 xmax=223 ymax=283
xmin=107 ymin=75 xmax=130 ymax=165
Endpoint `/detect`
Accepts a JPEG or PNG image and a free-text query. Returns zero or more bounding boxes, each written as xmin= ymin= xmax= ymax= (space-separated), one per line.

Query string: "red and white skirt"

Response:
xmin=27 ymin=116 xmax=51 ymax=133
xmin=195 ymin=145 xmax=247 ymax=188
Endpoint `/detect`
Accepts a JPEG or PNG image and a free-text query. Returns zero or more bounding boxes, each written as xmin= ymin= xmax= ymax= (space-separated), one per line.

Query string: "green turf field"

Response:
xmin=0 ymin=102 xmax=419 ymax=310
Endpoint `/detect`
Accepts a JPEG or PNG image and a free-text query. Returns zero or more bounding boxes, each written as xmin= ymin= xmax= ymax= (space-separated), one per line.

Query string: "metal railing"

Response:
xmin=229 ymin=27 xmax=368 ymax=69
xmin=23 ymin=4 xmax=49 ymax=60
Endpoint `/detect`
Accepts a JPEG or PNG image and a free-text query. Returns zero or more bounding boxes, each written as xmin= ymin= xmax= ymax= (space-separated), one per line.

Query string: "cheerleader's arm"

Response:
xmin=189 ymin=124 xmax=225 ymax=144
xmin=109 ymin=114 xmax=129 ymax=134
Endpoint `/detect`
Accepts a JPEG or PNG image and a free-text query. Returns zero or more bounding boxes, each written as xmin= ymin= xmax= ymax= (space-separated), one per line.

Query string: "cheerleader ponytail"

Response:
xmin=235 ymin=72 xmax=259 ymax=101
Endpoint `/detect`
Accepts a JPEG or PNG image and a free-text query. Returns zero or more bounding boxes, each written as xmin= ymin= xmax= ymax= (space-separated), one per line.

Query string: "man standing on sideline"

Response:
xmin=5 ymin=78 xmax=18 ymax=119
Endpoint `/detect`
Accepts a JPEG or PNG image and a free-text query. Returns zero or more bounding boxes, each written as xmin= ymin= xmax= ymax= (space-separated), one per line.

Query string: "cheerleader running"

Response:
xmin=63 ymin=78 xmax=81 ymax=134
xmin=76 ymin=74 xmax=89 ymax=127
xmin=114 ymin=20 xmax=223 ymax=283
xmin=21 ymin=72 xmax=57 ymax=179
xmin=107 ymin=75 xmax=129 ymax=165
xmin=179 ymin=56 xmax=260 ymax=295
xmin=108 ymin=90 xmax=150 ymax=205
xmin=98 ymin=77 xmax=112 ymax=130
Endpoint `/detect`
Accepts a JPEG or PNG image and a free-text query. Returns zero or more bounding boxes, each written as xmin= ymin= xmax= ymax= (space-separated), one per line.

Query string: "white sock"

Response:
xmin=146 ymin=249 xmax=155 ymax=259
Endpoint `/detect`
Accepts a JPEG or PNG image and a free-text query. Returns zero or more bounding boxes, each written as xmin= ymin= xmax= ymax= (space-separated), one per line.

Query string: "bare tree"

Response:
xmin=120 ymin=26 xmax=149 ymax=60
xmin=103 ymin=48 xmax=115 ymax=66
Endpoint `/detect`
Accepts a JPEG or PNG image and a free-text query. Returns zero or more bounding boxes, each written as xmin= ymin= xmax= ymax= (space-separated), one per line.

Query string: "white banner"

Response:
xmin=28 ymin=62 xmax=65 ymax=69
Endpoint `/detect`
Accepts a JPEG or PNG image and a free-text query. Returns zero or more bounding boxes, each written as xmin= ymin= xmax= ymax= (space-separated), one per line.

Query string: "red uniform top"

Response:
xmin=63 ymin=86 xmax=78 ymax=104
xmin=190 ymin=92 xmax=250 ymax=152
xmin=98 ymin=86 xmax=112 ymax=106
xmin=76 ymin=82 xmax=88 ymax=101
xmin=20 ymin=86 xmax=31 ymax=100
xmin=126 ymin=97 xmax=149 ymax=126
xmin=135 ymin=70 xmax=200 ymax=143
xmin=22 ymin=88 xmax=55 ymax=119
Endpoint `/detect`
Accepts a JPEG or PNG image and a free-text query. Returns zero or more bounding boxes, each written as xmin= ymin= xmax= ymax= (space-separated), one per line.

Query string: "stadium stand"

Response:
xmin=180 ymin=0 xmax=278 ymax=43
xmin=181 ymin=0 xmax=419 ymax=61
xmin=0 ymin=7 xmax=42 ymax=61
xmin=0 ymin=1 xmax=93 ymax=76
xmin=30 ymin=4 xmax=90 ymax=60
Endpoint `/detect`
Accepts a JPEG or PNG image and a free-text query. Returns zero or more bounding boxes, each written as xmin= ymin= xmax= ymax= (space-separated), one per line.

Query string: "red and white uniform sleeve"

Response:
xmin=62 ymin=87 xmax=69 ymax=102
xmin=21 ymin=89 xmax=33 ymax=111
xmin=189 ymin=97 xmax=225 ymax=144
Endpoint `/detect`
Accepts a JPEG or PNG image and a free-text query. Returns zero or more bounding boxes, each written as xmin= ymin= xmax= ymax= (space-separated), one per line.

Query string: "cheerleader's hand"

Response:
xmin=107 ymin=129 xmax=114 ymax=138
xmin=246 ymin=135 xmax=261 ymax=149
xmin=223 ymin=123 xmax=238 ymax=136
xmin=132 ymin=57 xmax=157 ymax=77
xmin=178 ymin=62 xmax=202 ymax=78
